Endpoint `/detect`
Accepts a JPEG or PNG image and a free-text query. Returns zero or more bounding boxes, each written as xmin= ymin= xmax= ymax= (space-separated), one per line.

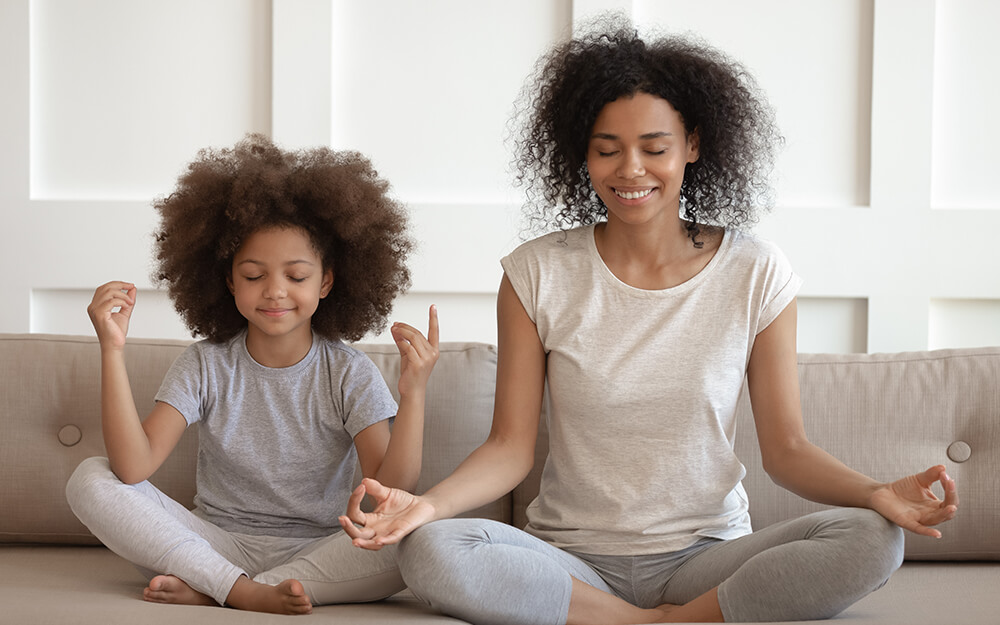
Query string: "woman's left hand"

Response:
xmin=391 ymin=305 xmax=440 ymax=398
xmin=870 ymin=465 xmax=959 ymax=537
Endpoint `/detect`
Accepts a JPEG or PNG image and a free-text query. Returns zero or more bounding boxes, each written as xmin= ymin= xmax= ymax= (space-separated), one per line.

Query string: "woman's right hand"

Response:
xmin=338 ymin=478 xmax=437 ymax=550
xmin=87 ymin=282 xmax=136 ymax=350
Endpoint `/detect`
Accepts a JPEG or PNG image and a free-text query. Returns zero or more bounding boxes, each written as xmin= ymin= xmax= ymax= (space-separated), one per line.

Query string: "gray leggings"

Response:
xmin=65 ymin=457 xmax=404 ymax=606
xmin=398 ymin=508 xmax=904 ymax=624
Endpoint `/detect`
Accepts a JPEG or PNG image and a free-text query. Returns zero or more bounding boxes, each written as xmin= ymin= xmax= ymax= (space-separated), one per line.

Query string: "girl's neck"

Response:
xmin=244 ymin=325 xmax=314 ymax=368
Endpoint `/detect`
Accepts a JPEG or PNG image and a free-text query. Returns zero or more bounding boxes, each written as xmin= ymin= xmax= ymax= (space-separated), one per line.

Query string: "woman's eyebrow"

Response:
xmin=590 ymin=131 xmax=674 ymax=140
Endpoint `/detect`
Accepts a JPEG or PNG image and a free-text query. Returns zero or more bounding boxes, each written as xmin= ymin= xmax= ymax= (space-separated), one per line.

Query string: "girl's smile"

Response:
xmin=227 ymin=226 xmax=334 ymax=366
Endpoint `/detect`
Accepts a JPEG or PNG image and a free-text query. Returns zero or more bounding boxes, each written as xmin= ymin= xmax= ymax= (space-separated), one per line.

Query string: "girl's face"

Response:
xmin=586 ymin=92 xmax=699 ymax=231
xmin=227 ymin=226 xmax=333 ymax=347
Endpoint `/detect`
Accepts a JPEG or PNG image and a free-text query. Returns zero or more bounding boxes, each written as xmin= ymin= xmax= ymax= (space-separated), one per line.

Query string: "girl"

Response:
xmin=66 ymin=134 xmax=439 ymax=615
xmin=338 ymin=18 xmax=958 ymax=625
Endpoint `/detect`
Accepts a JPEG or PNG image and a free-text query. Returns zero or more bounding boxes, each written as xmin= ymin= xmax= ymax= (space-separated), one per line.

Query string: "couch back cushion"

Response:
xmin=513 ymin=347 xmax=1000 ymax=561
xmin=734 ymin=347 xmax=999 ymax=561
xmin=0 ymin=334 xmax=499 ymax=544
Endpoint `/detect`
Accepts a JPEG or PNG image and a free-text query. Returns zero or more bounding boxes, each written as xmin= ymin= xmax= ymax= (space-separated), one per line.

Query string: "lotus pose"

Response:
xmin=339 ymin=18 xmax=958 ymax=625
xmin=67 ymin=135 xmax=438 ymax=615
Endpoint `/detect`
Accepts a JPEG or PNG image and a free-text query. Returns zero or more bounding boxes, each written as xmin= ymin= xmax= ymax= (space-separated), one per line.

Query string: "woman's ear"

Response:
xmin=226 ymin=273 xmax=235 ymax=295
xmin=687 ymin=127 xmax=701 ymax=163
xmin=320 ymin=268 xmax=334 ymax=299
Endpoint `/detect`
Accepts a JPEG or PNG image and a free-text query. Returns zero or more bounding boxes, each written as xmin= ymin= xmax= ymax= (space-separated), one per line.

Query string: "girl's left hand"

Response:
xmin=870 ymin=465 xmax=959 ymax=538
xmin=391 ymin=305 xmax=440 ymax=397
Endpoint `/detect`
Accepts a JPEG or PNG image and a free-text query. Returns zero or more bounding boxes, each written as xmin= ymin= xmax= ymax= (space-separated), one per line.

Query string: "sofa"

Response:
xmin=1 ymin=332 xmax=997 ymax=624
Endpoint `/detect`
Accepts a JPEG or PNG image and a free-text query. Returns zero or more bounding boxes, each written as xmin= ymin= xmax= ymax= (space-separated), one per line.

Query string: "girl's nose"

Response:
xmin=263 ymin=279 xmax=287 ymax=300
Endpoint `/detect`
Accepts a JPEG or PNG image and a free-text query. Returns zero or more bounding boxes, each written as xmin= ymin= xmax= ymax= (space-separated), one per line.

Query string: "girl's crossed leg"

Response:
xmin=66 ymin=457 xmax=403 ymax=613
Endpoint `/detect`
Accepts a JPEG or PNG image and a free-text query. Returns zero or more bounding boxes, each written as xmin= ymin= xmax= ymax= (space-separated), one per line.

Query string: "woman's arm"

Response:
xmin=88 ymin=282 xmax=187 ymax=484
xmin=354 ymin=306 xmax=440 ymax=492
xmin=748 ymin=298 xmax=958 ymax=536
xmin=340 ymin=274 xmax=546 ymax=547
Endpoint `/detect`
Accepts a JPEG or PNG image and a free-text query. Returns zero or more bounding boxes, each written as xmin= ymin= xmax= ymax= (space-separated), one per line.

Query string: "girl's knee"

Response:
xmin=65 ymin=456 xmax=114 ymax=509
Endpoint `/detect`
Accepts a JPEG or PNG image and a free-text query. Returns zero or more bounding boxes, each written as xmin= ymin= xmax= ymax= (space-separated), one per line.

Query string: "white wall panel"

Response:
xmin=31 ymin=288 xmax=191 ymax=340
xmin=30 ymin=0 xmax=272 ymax=200
xmin=328 ymin=0 xmax=571 ymax=205
xmin=797 ymin=298 xmax=868 ymax=354
xmin=2 ymin=0 xmax=998 ymax=351
xmin=931 ymin=0 xmax=1000 ymax=209
xmin=929 ymin=299 xmax=1000 ymax=349
xmin=631 ymin=0 xmax=873 ymax=208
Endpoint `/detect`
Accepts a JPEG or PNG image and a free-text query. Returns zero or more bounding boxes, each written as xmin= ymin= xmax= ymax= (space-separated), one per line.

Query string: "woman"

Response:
xmin=339 ymin=19 xmax=958 ymax=624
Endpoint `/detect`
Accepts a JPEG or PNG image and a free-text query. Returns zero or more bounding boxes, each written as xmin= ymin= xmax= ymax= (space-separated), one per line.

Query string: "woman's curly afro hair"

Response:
xmin=511 ymin=14 xmax=782 ymax=244
xmin=154 ymin=133 xmax=412 ymax=343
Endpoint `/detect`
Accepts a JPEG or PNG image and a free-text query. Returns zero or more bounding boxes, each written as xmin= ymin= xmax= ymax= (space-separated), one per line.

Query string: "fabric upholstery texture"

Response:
xmin=1 ymin=333 xmax=997 ymax=623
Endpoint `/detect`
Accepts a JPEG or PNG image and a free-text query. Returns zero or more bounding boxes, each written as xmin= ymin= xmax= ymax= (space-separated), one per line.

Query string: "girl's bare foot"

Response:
xmin=144 ymin=575 xmax=216 ymax=606
xmin=225 ymin=576 xmax=312 ymax=615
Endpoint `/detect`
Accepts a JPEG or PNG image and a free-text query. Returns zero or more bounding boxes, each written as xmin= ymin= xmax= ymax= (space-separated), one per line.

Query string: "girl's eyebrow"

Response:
xmin=591 ymin=131 xmax=674 ymax=140
xmin=237 ymin=259 xmax=316 ymax=267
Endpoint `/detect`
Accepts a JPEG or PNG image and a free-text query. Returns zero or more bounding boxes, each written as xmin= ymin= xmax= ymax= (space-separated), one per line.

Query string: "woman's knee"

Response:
xmin=397 ymin=519 xmax=502 ymax=601
xmin=398 ymin=518 xmax=488 ymax=573
xmin=846 ymin=508 xmax=904 ymax=575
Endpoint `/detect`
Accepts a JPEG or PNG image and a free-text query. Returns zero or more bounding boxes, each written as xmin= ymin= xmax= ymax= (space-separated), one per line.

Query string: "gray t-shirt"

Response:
xmin=501 ymin=225 xmax=802 ymax=556
xmin=155 ymin=330 xmax=397 ymax=538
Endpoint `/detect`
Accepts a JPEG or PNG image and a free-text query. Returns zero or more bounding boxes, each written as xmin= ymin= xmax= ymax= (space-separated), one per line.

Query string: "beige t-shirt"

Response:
xmin=501 ymin=225 xmax=801 ymax=556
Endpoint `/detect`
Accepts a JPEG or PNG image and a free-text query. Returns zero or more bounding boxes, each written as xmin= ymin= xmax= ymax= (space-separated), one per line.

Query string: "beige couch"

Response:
xmin=1 ymin=333 xmax=997 ymax=624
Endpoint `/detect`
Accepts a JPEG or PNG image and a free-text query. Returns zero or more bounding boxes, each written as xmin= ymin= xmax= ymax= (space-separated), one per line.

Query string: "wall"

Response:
xmin=1 ymin=0 xmax=998 ymax=351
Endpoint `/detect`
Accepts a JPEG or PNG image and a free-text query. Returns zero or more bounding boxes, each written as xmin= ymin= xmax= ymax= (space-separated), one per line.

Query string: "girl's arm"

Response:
xmin=354 ymin=306 xmax=440 ymax=492
xmin=88 ymin=282 xmax=187 ymax=484
xmin=340 ymin=275 xmax=546 ymax=548
xmin=748 ymin=298 xmax=958 ymax=537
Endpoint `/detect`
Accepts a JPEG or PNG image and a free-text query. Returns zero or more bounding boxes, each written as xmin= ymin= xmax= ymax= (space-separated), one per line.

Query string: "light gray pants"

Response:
xmin=398 ymin=508 xmax=904 ymax=624
xmin=65 ymin=457 xmax=404 ymax=606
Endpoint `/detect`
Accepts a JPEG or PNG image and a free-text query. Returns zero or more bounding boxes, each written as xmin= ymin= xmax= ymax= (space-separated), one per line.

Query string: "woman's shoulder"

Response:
xmin=722 ymin=228 xmax=790 ymax=265
xmin=505 ymin=225 xmax=594 ymax=263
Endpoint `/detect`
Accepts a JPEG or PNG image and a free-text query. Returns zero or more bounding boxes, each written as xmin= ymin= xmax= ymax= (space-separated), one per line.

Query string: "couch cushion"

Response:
xmin=357 ymin=343 xmax=502 ymax=521
xmin=0 ymin=334 xmax=500 ymax=544
xmin=734 ymin=347 xmax=1000 ymax=561
xmin=0 ymin=334 xmax=195 ymax=544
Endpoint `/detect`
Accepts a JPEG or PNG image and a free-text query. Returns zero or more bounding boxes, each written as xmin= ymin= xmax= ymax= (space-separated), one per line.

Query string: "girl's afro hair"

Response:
xmin=154 ymin=133 xmax=412 ymax=343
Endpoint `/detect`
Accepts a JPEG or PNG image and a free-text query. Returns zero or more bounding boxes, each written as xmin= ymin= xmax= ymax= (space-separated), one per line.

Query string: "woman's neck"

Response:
xmin=594 ymin=220 xmax=722 ymax=290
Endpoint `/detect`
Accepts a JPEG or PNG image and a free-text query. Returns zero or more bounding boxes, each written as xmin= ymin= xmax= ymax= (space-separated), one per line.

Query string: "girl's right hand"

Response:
xmin=338 ymin=477 xmax=437 ymax=550
xmin=87 ymin=281 xmax=137 ymax=350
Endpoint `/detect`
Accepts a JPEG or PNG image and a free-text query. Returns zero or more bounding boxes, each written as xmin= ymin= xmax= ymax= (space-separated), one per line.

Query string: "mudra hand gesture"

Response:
xmin=870 ymin=465 xmax=958 ymax=538
xmin=338 ymin=478 xmax=437 ymax=550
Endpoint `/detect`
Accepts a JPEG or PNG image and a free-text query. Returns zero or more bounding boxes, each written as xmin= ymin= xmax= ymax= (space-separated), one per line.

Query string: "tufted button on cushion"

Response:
xmin=57 ymin=424 xmax=83 ymax=447
xmin=946 ymin=440 xmax=972 ymax=463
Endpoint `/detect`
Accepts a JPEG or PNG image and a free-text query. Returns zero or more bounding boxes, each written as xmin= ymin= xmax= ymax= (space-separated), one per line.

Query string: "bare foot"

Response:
xmin=144 ymin=575 xmax=216 ymax=606
xmin=225 ymin=576 xmax=312 ymax=615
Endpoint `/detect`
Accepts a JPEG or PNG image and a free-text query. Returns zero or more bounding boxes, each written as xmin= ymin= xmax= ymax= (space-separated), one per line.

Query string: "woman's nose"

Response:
xmin=618 ymin=150 xmax=645 ymax=178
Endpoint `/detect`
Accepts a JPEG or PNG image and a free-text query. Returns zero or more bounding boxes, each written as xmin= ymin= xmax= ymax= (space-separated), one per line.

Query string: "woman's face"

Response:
xmin=586 ymin=92 xmax=699 ymax=230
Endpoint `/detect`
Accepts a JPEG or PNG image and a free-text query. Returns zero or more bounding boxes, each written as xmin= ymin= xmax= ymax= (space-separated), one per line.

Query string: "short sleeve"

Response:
xmin=755 ymin=242 xmax=803 ymax=335
xmin=153 ymin=343 xmax=205 ymax=426
xmin=500 ymin=244 xmax=538 ymax=324
xmin=340 ymin=353 xmax=398 ymax=438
